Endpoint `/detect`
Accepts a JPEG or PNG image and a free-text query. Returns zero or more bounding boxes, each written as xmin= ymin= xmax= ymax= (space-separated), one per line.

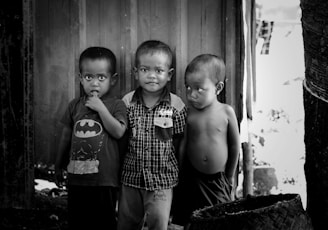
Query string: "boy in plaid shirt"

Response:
xmin=117 ymin=40 xmax=187 ymax=230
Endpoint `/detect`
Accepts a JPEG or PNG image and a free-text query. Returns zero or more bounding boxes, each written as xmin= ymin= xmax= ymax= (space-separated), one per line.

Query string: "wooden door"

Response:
xmin=34 ymin=0 xmax=243 ymax=164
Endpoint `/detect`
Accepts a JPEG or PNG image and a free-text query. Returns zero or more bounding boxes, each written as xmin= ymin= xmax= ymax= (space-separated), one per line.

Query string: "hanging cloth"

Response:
xmin=256 ymin=20 xmax=274 ymax=54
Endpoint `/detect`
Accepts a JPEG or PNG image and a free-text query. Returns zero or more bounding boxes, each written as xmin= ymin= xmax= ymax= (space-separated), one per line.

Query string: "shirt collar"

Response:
xmin=132 ymin=86 xmax=171 ymax=106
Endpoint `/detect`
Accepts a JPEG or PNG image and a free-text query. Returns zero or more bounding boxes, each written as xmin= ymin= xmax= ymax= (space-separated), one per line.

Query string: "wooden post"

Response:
xmin=241 ymin=0 xmax=256 ymax=197
xmin=0 ymin=0 xmax=34 ymax=209
xmin=242 ymin=140 xmax=253 ymax=196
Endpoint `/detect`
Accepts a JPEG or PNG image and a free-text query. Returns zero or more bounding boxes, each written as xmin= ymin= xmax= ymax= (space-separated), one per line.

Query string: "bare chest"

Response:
xmin=187 ymin=111 xmax=227 ymax=135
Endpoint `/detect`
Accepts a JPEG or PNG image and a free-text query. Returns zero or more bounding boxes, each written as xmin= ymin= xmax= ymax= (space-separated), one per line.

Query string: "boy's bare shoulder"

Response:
xmin=220 ymin=103 xmax=237 ymax=119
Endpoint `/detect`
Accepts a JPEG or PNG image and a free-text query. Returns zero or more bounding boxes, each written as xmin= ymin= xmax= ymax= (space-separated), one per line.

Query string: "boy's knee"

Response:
xmin=145 ymin=191 xmax=172 ymax=230
xmin=146 ymin=210 xmax=170 ymax=230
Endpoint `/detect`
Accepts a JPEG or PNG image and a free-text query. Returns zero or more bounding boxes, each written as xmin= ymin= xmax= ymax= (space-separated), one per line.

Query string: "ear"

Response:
xmin=168 ymin=68 xmax=174 ymax=81
xmin=79 ymin=73 xmax=83 ymax=83
xmin=110 ymin=73 xmax=118 ymax=86
xmin=133 ymin=67 xmax=139 ymax=80
xmin=216 ymin=81 xmax=224 ymax=95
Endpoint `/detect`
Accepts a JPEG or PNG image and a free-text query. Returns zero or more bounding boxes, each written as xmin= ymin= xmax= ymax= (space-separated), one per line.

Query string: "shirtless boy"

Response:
xmin=173 ymin=54 xmax=240 ymax=226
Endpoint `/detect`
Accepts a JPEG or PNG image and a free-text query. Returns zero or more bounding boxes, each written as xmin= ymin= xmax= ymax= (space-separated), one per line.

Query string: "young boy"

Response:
xmin=55 ymin=47 xmax=127 ymax=230
xmin=174 ymin=54 xmax=240 ymax=226
xmin=117 ymin=40 xmax=187 ymax=230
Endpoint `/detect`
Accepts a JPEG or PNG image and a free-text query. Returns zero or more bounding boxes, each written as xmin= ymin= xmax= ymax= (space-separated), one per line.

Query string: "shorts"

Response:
xmin=172 ymin=159 xmax=233 ymax=226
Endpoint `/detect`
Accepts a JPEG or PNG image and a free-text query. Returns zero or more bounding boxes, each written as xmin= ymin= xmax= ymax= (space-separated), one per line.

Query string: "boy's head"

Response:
xmin=185 ymin=54 xmax=226 ymax=109
xmin=79 ymin=47 xmax=118 ymax=98
xmin=134 ymin=40 xmax=174 ymax=95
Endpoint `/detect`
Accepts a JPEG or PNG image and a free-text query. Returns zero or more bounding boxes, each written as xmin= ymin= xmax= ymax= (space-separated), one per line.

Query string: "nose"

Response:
xmin=147 ymin=70 xmax=156 ymax=79
xmin=91 ymin=78 xmax=100 ymax=86
xmin=187 ymin=90 xmax=197 ymax=101
xmin=190 ymin=90 xmax=198 ymax=99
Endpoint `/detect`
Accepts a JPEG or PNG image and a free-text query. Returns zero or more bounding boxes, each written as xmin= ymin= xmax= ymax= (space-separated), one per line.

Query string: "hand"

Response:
xmin=85 ymin=93 xmax=106 ymax=113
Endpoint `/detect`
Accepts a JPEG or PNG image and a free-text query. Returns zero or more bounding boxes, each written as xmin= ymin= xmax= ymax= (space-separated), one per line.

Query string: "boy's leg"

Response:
xmin=67 ymin=185 xmax=84 ymax=230
xmin=117 ymin=185 xmax=144 ymax=230
xmin=68 ymin=186 xmax=98 ymax=229
xmin=144 ymin=189 xmax=173 ymax=230
xmin=96 ymin=186 xmax=118 ymax=229
xmin=68 ymin=185 xmax=118 ymax=230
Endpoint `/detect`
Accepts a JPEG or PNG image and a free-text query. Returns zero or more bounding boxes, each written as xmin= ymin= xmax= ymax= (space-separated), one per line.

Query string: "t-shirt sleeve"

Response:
xmin=173 ymin=106 xmax=187 ymax=135
xmin=112 ymin=99 xmax=128 ymax=126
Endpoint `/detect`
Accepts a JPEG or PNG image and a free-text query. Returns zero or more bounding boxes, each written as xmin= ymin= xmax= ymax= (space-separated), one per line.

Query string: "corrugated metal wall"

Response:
xmin=34 ymin=0 xmax=243 ymax=164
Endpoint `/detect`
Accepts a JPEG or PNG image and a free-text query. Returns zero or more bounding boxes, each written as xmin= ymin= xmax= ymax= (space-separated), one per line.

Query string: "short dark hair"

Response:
xmin=135 ymin=40 xmax=173 ymax=67
xmin=185 ymin=54 xmax=226 ymax=83
xmin=79 ymin=47 xmax=116 ymax=74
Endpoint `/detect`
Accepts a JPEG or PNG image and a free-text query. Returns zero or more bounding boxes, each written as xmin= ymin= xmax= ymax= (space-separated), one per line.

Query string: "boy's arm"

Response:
xmin=173 ymin=132 xmax=184 ymax=169
xmin=225 ymin=106 xmax=241 ymax=185
xmin=86 ymin=96 xmax=127 ymax=139
xmin=175 ymin=125 xmax=187 ymax=170
xmin=173 ymin=103 xmax=187 ymax=170
xmin=55 ymin=125 xmax=72 ymax=186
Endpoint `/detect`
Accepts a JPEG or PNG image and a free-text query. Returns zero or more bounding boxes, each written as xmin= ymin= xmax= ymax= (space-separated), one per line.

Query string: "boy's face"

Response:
xmin=185 ymin=69 xmax=221 ymax=110
xmin=135 ymin=52 xmax=173 ymax=95
xmin=80 ymin=58 xmax=116 ymax=98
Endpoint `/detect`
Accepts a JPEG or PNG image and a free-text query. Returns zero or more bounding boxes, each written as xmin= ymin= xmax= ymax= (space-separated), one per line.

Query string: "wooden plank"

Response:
xmin=77 ymin=0 xmax=86 ymax=97
xmin=79 ymin=0 xmax=87 ymax=54
xmin=224 ymin=0 xmax=237 ymax=109
xmin=188 ymin=0 xmax=202 ymax=60
xmin=34 ymin=0 xmax=77 ymax=164
xmin=137 ymin=0 xmax=151 ymax=43
xmin=99 ymin=0 xmax=121 ymax=97
xmin=223 ymin=0 xmax=243 ymax=122
xmin=23 ymin=0 xmax=35 ymax=208
xmin=85 ymin=0 xmax=100 ymax=46
xmin=120 ymin=0 xmax=138 ymax=95
xmin=149 ymin=0 xmax=170 ymax=42
xmin=202 ymin=0 xmax=223 ymax=55
xmin=34 ymin=0 xmax=50 ymax=164
xmin=172 ymin=0 xmax=188 ymax=100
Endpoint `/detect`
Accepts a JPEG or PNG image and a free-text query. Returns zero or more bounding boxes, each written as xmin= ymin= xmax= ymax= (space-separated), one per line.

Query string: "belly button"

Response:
xmin=203 ymin=156 xmax=208 ymax=161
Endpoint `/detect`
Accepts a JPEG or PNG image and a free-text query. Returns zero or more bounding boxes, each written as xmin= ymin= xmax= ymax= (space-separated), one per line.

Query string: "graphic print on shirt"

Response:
xmin=67 ymin=118 xmax=104 ymax=174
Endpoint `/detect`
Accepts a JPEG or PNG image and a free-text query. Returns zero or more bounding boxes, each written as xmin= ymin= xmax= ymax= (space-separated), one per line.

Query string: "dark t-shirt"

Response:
xmin=61 ymin=96 xmax=127 ymax=187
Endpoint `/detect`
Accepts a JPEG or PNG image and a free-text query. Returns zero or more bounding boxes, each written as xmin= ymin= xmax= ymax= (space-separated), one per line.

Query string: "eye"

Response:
xmin=197 ymin=88 xmax=204 ymax=93
xmin=155 ymin=69 xmax=164 ymax=74
xmin=97 ymin=75 xmax=108 ymax=81
xmin=139 ymin=67 xmax=147 ymax=72
xmin=84 ymin=74 xmax=93 ymax=81
xmin=186 ymin=86 xmax=191 ymax=91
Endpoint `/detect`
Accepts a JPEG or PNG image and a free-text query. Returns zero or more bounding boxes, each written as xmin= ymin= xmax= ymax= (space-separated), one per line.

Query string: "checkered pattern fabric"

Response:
xmin=256 ymin=19 xmax=274 ymax=55
xmin=121 ymin=87 xmax=187 ymax=191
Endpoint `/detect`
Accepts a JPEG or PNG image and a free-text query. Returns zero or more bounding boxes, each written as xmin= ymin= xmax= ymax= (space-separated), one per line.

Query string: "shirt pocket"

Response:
xmin=154 ymin=116 xmax=173 ymax=141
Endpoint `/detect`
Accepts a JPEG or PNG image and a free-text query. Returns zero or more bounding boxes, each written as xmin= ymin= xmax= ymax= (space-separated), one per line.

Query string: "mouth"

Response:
xmin=90 ymin=90 xmax=99 ymax=97
xmin=189 ymin=101 xmax=201 ymax=108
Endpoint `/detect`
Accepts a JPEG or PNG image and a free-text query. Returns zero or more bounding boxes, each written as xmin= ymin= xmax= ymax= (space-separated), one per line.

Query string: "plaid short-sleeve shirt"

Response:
xmin=121 ymin=87 xmax=187 ymax=191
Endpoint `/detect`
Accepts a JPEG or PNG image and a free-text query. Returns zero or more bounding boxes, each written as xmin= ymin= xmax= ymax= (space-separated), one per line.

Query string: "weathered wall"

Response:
xmin=34 ymin=0 xmax=243 ymax=165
